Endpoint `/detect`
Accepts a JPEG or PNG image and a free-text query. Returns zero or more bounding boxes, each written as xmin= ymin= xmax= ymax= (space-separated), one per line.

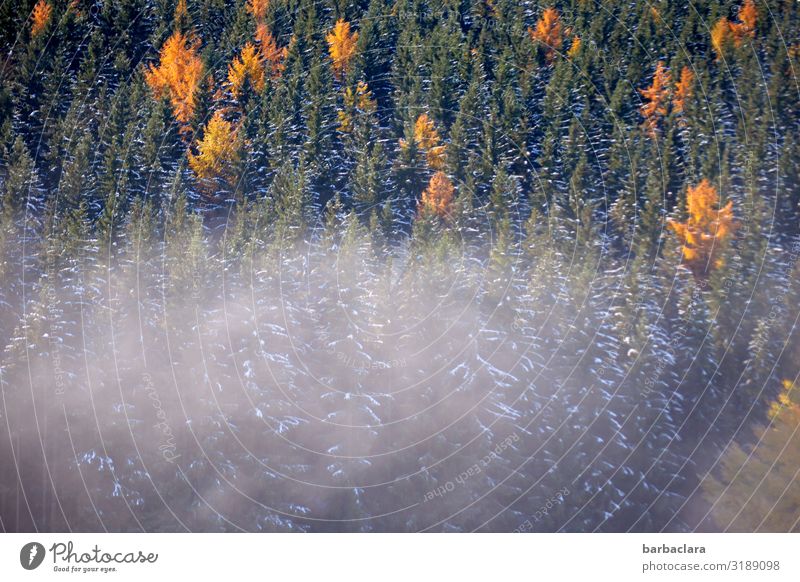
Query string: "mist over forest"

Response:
xmin=1 ymin=0 xmax=799 ymax=532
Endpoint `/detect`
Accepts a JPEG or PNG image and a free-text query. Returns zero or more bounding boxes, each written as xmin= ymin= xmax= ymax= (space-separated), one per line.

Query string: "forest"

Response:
xmin=0 ymin=0 xmax=799 ymax=532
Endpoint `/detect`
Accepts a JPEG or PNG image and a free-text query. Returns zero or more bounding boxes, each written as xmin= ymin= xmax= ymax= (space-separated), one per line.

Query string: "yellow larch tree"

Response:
xmin=188 ymin=110 xmax=242 ymax=193
xmin=337 ymin=80 xmax=376 ymax=133
xmin=255 ymin=23 xmax=288 ymax=78
xmin=399 ymin=113 xmax=446 ymax=170
xmin=702 ymin=379 xmax=800 ymax=532
xmin=529 ymin=7 xmax=563 ymax=62
xmin=31 ymin=0 xmax=52 ymax=38
xmin=326 ymin=19 xmax=359 ymax=80
xmin=711 ymin=18 xmax=734 ymax=61
xmin=769 ymin=379 xmax=800 ymax=420
xmin=639 ymin=61 xmax=671 ymax=138
xmin=144 ymin=30 xmax=205 ymax=133
xmin=419 ymin=171 xmax=455 ymax=218
xmin=228 ymin=42 xmax=266 ymax=97
xmin=568 ymin=35 xmax=581 ymax=58
xmin=668 ymin=179 xmax=737 ymax=278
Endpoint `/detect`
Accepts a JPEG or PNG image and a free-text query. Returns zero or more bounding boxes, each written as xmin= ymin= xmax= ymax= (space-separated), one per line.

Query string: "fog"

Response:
xmin=0 ymin=211 xmax=752 ymax=533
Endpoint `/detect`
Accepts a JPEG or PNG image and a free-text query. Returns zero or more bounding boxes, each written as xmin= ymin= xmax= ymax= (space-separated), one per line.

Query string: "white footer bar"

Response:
xmin=2 ymin=533 xmax=797 ymax=581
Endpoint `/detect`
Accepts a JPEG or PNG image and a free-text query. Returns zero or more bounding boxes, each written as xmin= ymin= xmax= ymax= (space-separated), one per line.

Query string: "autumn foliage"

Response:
xmin=145 ymin=30 xmax=205 ymax=132
xmin=188 ymin=110 xmax=241 ymax=193
xmin=400 ymin=113 xmax=446 ymax=170
xmin=769 ymin=379 xmax=800 ymax=421
xmin=31 ymin=0 xmax=52 ymax=38
xmin=668 ymin=179 xmax=736 ymax=277
xmin=568 ymin=35 xmax=581 ymax=58
xmin=710 ymin=18 xmax=734 ymax=61
xmin=703 ymin=378 xmax=800 ymax=531
xmin=639 ymin=62 xmax=695 ymax=134
xmin=337 ymin=81 xmax=376 ymax=133
xmin=255 ymin=23 xmax=288 ymax=78
xmin=639 ymin=61 xmax=672 ymax=137
xmin=228 ymin=42 xmax=266 ymax=97
xmin=733 ymin=0 xmax=758 ymax=39
xmin=174 ymin=0 xmax=188 ymax=24
xmin=711 ymin=0 xmax=758 ymax=60
xmin=529 ymin=8 xmax=563 ymax=62
xmin=419 ymin=172 xmax=455 ymax=218
xmin=246 ymin=0 xmax=270 ymax=22
xmin=672 ymin=66 xmax=695 ymax=116
xmin=326 ymin=19 xmax=359 ymax=80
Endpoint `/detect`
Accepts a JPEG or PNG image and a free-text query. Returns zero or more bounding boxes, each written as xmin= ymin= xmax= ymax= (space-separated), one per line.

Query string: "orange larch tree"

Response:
xmin=711 ymin=18 xmax=734 ymax=61
xmin=668 ymin=179 xmax=737 ymax=278
xmin=246 ymin=0 xmax=270 ymax=22
xmin=529 ymin=7 xmax=563 ymax=62
xmin=672 ymin=65 xmax=695 ymax=116
xmin=711 ymin=0 xmax=758 ymax=60
xmin=415 ymin=113 xmax=446 ymax=170
xmin=174 ymin=0 xmax=189 ymax=25
xmin=419 ymin=171 xmax=455 ymax=218
xmin=649 ymin=6 xmax=663 ymax=24
xmin=731 ymin=0 xmax=757 ymax=42
xmin=228 ymin=42 xmax=266 ymax=97
xmin=639 ymin=61 xmax=671 ymax=137
xmin=31 ymin=0 xmax=52 ymax=38
xmin=144 ymin=30 xmax=205 ymax=133
xmin=326 ymin=19 xmax=359 ymax=80
xmin=255 ymin=23 xmax=288 ymax=78
xmin=188 ymin=110 xmax=242 ymax=194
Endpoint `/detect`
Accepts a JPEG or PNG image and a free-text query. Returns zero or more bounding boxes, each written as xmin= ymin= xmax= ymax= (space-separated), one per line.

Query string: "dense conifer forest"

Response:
xmin=1 ymin=0 xmax=799 ymax=532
